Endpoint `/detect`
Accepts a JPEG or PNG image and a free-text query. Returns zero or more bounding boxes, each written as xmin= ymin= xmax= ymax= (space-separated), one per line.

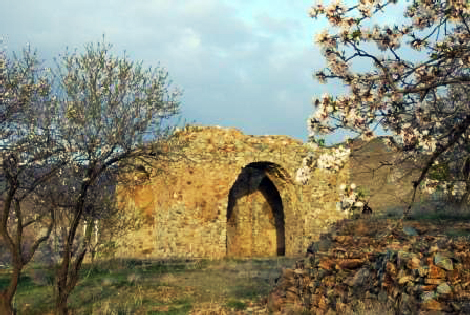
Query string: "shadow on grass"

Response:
xmin=2 ymin=257 xmax=275 ymax=314
xmin=0 ymin=259 xmax=198 ymax=314
xmin=407 ymin=213 xmax=470 ymax=221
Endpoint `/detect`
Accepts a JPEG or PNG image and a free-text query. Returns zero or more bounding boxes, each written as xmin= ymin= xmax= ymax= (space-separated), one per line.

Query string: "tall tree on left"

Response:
xmin=1 ymin=37 xmax=184 ymax=314
xmin=50 ymin=38 xmax=183 ymax=315
xmin=0 ymin=43 xmax=68 ymax=315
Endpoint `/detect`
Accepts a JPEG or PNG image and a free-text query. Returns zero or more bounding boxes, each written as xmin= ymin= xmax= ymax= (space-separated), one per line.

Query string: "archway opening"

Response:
xmin=226 ymin=162 xmax=285 ymax=258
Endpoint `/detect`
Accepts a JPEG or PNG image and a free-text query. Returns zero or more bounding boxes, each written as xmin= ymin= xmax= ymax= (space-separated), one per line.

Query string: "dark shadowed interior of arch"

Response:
xmin=226 ymin=162 xmax=285 ymax=257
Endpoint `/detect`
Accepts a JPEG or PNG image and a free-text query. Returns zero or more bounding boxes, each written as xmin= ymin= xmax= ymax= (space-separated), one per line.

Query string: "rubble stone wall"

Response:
xmin=115 ymin=125 xmax=350 ymax=260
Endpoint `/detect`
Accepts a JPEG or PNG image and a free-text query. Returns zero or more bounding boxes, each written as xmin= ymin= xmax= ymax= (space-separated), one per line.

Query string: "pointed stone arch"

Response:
xmin=226 ymin=161 xmax=288 ymax=258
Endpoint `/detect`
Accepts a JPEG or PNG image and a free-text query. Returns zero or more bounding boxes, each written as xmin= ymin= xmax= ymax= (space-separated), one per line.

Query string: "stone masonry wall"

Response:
xmin=115 ymin=125 xmax=350 ymax=260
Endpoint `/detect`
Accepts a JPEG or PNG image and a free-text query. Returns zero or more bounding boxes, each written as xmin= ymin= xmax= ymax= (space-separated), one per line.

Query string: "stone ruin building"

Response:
xmin=0 ymin=125 xmax=448 ymax=266
xmin=115 ymin=125 xmax=351 ymax=260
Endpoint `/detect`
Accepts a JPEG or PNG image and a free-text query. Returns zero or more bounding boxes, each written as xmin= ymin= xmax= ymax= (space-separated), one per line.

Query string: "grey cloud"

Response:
xmin=2 ymin=0 xmax=336 ymax=142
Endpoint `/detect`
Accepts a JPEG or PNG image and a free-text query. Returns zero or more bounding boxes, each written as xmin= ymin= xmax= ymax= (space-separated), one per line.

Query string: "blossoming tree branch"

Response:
xmin=298 ymin=0 xmax=470 ymax=216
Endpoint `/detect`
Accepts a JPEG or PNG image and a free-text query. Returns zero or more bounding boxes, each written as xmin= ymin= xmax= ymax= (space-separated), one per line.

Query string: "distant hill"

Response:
xmin=347 ymin=136 xmax=449 ymax=216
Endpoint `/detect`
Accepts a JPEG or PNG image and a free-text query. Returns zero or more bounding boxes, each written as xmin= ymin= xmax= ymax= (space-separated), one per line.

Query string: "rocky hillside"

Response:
xmin=267 ymin=217 xmax=470 ymax=314
xmin=347 ymin=137 xmax=437 ymax=217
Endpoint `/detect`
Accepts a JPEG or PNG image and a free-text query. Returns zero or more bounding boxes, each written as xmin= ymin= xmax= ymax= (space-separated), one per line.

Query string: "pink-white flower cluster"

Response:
xmin=295 ymin=153 xmax=317 ymax=185
xmin=295 ymin=145 xmax=350 ymax=184
xmin=296 ymin=143 xmax=356 ymax=212
xmin=338 ymin=183 xmax=362 ymax=216
xmin=304 ymin=0 xmax=470 ymax=213
xmin=421 ymin=178 xmax=467 ymax=198
xmin=317 ymin=145 xmax=350 ymax=173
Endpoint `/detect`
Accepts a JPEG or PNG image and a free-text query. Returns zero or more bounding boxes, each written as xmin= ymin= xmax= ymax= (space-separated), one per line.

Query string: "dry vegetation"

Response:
xmin=2 ymin=204 xmax=470 ymax=314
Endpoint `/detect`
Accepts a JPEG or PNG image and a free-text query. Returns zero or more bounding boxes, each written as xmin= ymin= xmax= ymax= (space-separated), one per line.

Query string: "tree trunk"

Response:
xmin=54 ymin=169 xmax=94 ymax=314
xmin=55 ymin=250 xmax=71 ymax=315
xmin=54 ymin=258 xmax=84 ymax=315
xmin=54 ymin=227 xmax=89 ymax=314
xmin=458 ymin=179 xmax=470 ymax=212
xmin=0 ymin=264 xmax=21 ymax=315
xmin=55 ymin=290 xmax=70 ymax=315
xmin=0 ymin=291 xmax=15 ymax=315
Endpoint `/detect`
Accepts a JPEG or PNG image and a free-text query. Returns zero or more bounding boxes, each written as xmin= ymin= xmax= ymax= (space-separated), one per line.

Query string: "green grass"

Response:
xmin=13 ymin=285 xmax=54 ymax=315
xmin=231 ymin=285 xmax=264 ymax=301
xmin=0 ymin=272 xmax=40 ymax=291
xmin=0 ymin=275 xmax=10 ymax=290
xmin=0 ymin=261 xmax=167 ymax=313
xmin=225 ymin=299 xmax=246 ymax=310
xmin=249 ymin=258 xmax=273 ymax=266
xmin=2 ymin=205 xmax=469 ymax=314
xmin=407 ymin=213 xmax=470 ymax=221
xmin=444 ymin=227 xmax=470 ymax=238
xmin=1 ymin=256 xmax=250 ymax=314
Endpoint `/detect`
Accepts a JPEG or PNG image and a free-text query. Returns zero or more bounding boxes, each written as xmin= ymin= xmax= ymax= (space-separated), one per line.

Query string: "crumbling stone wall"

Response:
xmin=115 ymin=125 xmax=350 ymax=260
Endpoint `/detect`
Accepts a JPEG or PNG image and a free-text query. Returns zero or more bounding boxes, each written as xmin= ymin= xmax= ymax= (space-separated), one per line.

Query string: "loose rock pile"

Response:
xmin=267 ymin=218 xmax=470 ymax=314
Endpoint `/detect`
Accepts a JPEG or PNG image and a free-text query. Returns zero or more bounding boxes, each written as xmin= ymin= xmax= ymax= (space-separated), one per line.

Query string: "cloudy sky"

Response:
xmin=2 ymin=0 xmax=406 ymax=144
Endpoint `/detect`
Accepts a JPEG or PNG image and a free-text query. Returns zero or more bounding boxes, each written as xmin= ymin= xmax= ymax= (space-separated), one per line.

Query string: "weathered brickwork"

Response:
xmin=115 ymin=125 xmax=351 ymax=260
xmin=0 ymin=130 xmax=449 ymax=267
